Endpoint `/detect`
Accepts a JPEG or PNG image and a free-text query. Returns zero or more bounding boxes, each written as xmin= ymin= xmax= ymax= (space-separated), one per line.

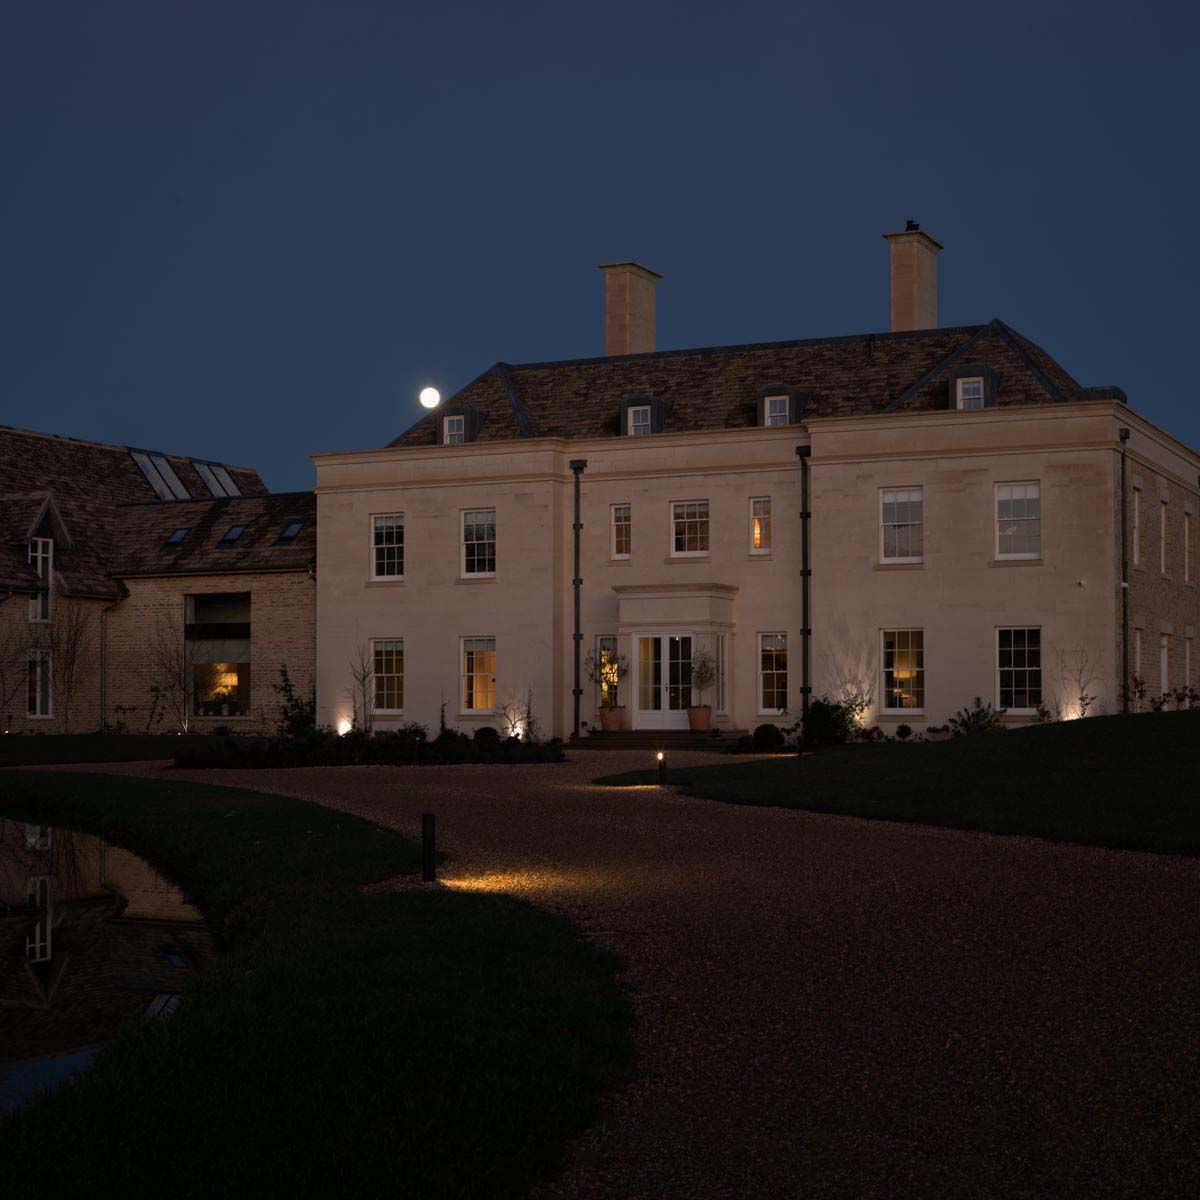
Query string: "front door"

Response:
xmin=635 ymin=634 xmax=693 ymax=729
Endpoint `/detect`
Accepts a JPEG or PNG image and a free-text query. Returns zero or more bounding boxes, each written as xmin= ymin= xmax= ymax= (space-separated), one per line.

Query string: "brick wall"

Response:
xmin=105 ymin=571 xmax=316 ymax=734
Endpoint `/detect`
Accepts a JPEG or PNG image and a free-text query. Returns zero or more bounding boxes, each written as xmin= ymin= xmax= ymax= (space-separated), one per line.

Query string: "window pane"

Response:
xmin=373 ymin=514 xmax=404 ymax=577
xmin=462 ymin=637 xmax=496 ymax=710
xmin=672 ymin=501 xmax=709 ymax=554
xmin=373 ymin=639 xmax=404 ymax=711
xmin=629 ymin=406 xmax=652 ymax=436
xmin=997 ymin=483 xmax=1040 ymax=557
xmin=998 ymin=628 xmax=1041 ymax=709
xmin=752 ymin=498 xmax=771 ymax=550
xmin=463 ymin=509 xmax=496 ymax=574
xmin=759 ymin=632 xmax=787 ymax=711
xmin=881 ymin=487 xmax=923 ymax=562
xmin=613 ymin=504 xmax=631 ymax=556
xmin=883 ymin=629 xmax=924 ymax=709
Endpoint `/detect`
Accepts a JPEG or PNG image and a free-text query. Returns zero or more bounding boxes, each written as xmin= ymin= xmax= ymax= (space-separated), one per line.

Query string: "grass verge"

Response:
xmin=597 ymin=711 xmax=1200 ymax=856
xmin=0 ymin=733 xmax=218 ymax=766
xmin=0 ymin=771 xmax=633 ymax=1197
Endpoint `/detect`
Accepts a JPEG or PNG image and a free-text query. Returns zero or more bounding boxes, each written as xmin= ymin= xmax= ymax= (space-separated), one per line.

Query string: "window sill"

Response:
xmin=372 ymin=711 xmax=406 ymax=719
xmin=664 ymin=554 xmax=710 ymax=564
xmin=456 ymin=575 xmax=497 ymax=584
xmin=25 ymin=714 xmax=54 ymax=721
xmin=456 ymin=711 xmax=496 ymax=721
xmin=874 ymin=560 xmax=925 ymax=571
xmin=989 ymin=558 xmax=1043 ymax=568
xmin=748 ymin=551 xmax=773 ymax=559
xmin=366 ymin=578 xmax=406 ymax=587
xmin=878 ymin=712 xmax=925 ymax=721
xmin=611 ymin=555 xmax=631 ymax=562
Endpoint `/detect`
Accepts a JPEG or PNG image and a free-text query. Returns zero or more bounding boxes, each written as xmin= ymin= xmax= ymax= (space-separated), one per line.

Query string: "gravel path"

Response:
xmin=54 ymin=752 xmax=1200 ymax=1198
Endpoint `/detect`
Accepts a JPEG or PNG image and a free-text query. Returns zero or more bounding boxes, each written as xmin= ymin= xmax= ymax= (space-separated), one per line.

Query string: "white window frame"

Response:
xmin=995 ymin=481 xmax=1041 ymax=561
xmin=460 ymin=636 xmax=496 ymax=713
xmin=749 ymin=497 xmax=772 ymax=554
xmin=371 ymin=638 xmax=404 ymax=714
xmin=1133 ymin=488 xmax=1142 ymax=565
xmin=764 ymin=395 xmax=789 ymax=427
xmin=461 ymin=508 xmax=496 ymax=578
xmin=757 ymin=632 xmax=788 ymax=715
xmin=881 ymin=629 xmax=925 ymax=714
xmin=996 ymin=627 xmax=1042 ymax=715
xmin=1160 ymin=500 xmax=1168 ymax=575
xmin=370 ymin=513 xmax=404 ymax=580
xmin=670 ymin=500 xmax=710 ymax=558
xmin=27 ymin=649 xmax=52 ymax=719
xmin=611 ymin=504 xmax=631 ymax=560
xmin=956 ymin=377 xmax=985 ymax=410
xmin=443 ymin=415 xmax=465 ymax=445
xmin=28 ymin=536 xmax=53 ymax=623
xmin=879 ymin=486 xmax=923 ymax=565
xmin=627 ymin=405 xmax=652 ymax=436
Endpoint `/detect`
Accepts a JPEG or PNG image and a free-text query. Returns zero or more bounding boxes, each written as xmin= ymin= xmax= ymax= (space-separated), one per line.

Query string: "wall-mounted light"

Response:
xmin=419 ymin=387 xmax=441 ymax=409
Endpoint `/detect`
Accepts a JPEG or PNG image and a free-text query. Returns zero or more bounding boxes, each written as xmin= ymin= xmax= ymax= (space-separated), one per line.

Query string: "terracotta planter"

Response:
xmin=686 ymin=705 xmax=712 ymax=732
xmin=599 ymin=706 xmax=624 ymax=732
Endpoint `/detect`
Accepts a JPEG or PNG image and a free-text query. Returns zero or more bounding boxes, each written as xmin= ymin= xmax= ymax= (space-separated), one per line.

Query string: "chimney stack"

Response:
xmin=882 ymin=221 xmax=942 ymax=332
xmin=599 ymin=261 xmax=662 ymax=355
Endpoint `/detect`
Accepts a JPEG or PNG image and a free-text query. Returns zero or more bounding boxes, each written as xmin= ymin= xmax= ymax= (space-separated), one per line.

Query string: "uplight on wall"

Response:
xmin=337 ymin=717 xmax=352 ymax=736
xmin=419 ymin=387 xmax=441 ymax=409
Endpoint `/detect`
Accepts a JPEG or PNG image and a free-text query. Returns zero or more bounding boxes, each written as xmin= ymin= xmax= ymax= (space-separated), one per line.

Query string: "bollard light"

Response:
xmin=657 ymin=751 xmax=666 ymax=786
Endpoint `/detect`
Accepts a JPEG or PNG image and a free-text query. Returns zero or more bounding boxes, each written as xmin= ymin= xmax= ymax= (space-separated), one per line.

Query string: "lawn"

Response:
xmin=0 ymin=732 xmax=214 ymax=766
xmin=0 ymin=771 xmax=634 ymax=1198
xmin=599 ymin=710 xmax=1200 ymax=856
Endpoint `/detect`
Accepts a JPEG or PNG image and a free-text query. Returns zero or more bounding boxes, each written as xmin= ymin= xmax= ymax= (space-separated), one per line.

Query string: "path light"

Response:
xmin=419 ymin=386 xmax=441 ymax=409
xmin=657 ymin=751 xmax=666 ymax=786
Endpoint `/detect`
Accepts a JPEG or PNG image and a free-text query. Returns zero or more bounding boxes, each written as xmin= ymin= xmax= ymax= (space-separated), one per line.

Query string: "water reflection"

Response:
xmin=0 ymin=821 xmax=214 ymax=1114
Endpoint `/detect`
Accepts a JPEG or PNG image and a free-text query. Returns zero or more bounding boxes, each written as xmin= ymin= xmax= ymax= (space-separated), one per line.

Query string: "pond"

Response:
xmin=0 ymin=821 xmax=214 ymax=1115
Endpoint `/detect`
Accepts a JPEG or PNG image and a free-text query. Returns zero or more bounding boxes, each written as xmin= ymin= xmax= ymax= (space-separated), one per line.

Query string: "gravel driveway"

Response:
xmin=62 ymin=752 xmax=1200 ymax=1198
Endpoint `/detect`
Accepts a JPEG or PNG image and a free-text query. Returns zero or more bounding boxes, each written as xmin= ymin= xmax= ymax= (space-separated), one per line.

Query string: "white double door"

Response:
xmin=634 ymin=633 xmax=695 ymax=729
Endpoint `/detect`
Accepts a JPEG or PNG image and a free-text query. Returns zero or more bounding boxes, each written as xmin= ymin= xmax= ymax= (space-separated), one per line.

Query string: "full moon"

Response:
xmin=419 ymin=387 xmax=441 ymax=409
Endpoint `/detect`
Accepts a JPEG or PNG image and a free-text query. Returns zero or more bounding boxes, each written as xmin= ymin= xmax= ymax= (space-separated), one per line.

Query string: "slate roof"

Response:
xmin=389 ymin=318 xmax=1099 ymax=448
xmin=0 ymin=425 xmax=307 ymax=598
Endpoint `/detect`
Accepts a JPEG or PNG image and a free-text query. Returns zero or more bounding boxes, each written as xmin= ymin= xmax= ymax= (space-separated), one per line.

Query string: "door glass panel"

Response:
xmin=667 ymin=636 xmax=693 ymax=710
xmin=639 ymin=637 xmax=662 ymax=711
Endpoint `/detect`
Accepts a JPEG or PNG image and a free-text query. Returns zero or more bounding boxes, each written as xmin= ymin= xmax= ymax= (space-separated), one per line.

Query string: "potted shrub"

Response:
xmin=687 ymin=648 xmax=718 ymax=732
xmin=584 ymin=649 xmax=629 ymax=731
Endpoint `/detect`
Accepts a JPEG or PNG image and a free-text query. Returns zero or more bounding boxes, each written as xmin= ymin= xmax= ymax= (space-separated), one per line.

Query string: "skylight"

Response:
xmin=218 ymin=524 xmax=247 ymax=546
xmin=193 ymin=461 xmax=242 ymax=498
xmin=164 ymin=527 xmax=190 ymax=548
xmin=275 ymin=520 xmax=305 ymax=544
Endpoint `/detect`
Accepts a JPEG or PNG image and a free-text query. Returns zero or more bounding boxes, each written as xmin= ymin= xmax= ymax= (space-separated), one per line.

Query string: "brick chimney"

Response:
xmin=882 ymin=221 xmax=943 ymax=331
xmin=599 ymin=261 xmax=662 ymax=356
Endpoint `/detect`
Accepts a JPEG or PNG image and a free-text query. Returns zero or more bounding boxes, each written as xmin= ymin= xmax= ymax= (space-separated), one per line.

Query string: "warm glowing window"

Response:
xmin=1160 ymin=501 xmax=1168 ymax=574
xmin=956 ymin=378 xmax=985 ymax=409
xmin=627 ymin=405 xmax=652 ymax=436
xmin=998 ymin=628 xmax=1041 ymax=712
xmin=193 ymin=663 xmax=250 ymax=717
xmin=462 ymin=637 xmax=496 ymax=711
xmin=751 ymin=497 xmax=772 ymax=553
xmin=26 ymin=650 xmax=52 ymax=718
xmin=882 ymin=629 xmax=924 ymax=711
xmin=372 ymin=514 xmax=404 ymax=578
xmin=596 ymin=635 xmax=620 ymax=707
xmin=758 ymin=632 xmax=787 ymax=714
xmin=764 ymin=396 xmax=790 ymax=427
xmin=996 ymin=482 xmax=1040 ymax=559
xmin=880 ymin=487 xmax=923 ymax=563
xmin=28 ymin=536 xmax=52 ymax=622
xmin=373 ymin=639 xmax=404 ymax=712
xmin=1133 ymin=489 xmax=1142 ymax=564
xmin=671 ymin=501 xmax=709 ymax=556
xmin=187 ymin=593 xmax=251 ymax=718
xmin=443 ymin=415 xmax=465 ymax=445
xmin=462 ymin=509 xmax=496 ymax=576
xmin=611 ymin=504 xmax=631 ymax=558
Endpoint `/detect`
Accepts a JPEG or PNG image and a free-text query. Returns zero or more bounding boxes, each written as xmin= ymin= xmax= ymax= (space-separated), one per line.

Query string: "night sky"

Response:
xmin=4 ymin=1 xmax=1197 ymax=493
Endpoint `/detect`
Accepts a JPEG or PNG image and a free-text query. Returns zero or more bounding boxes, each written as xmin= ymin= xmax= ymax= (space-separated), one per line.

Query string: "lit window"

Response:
xmin=462 ymin=637 xmax=496 ymax=711
xmin=880 ymin=487 xmax=923 ymax=563
xmin=882 ymin=629 xmax=924 ymax=711
xmin=218 ymin=524 xmax=247 ymax=546
xmin=758 ymin=633 xmax=787 ymax=713
xmin=956 ymin=378 xmax=985 ymax=410
xmin=627 ymin=405 xmax=652 ymax=436
xmin=462 ymin=509 xmax=496 ymax=576
xmin=28 ymin=536 xmax=52 ymax=622
xmin=1133 ymin=488 xmax=1142 ymax=564
xmin=1160 ymin=500 xmax=1168 ymax=574
xmin=751 ymin=498 xmax=772 ymax=553
xmin=996 ymin=482 xmax=1040 ymax=559
xmin=373 ymin=639 xmax=404 ymax=712
xmin=27 ymin=650 xmax=52 ymax=718
xmin=671 ymin=500 xmax=709 ymax=556
xmin=444 ymin=415 xmax=466 ymax=445
xmin=187 ymin=593 xmax=251 ymax=718
xmin=164 ymin=527 xmax=190 ymax=548
xmin=372 ymin=515 xmax=404 ymax=578
xmin=596 ymin=636 xmax=620 ymax=708
xmin=998 ymin=628 xmax=1041 ymax=712
xmin=764 ymin=396 xmax=789 ymax=426
xmin=275 ymin=521 xmax=305 ymax=545
xmin=611 ymin=504 xmax=631 ymax=559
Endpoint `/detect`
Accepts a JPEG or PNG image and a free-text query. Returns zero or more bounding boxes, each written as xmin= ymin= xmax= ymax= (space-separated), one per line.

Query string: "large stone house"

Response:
xmin=313 ymin=227 xmax=1200 ymax=738
xmin=0 ymin=426 xmax=315 ymax=734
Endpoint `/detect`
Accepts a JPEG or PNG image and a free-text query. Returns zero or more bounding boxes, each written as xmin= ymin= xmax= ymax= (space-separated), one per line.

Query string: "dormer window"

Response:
xmin=755 ymin=386 xmax=806 ymax=427
xmin=627 ymin=405 xmax=652 ymax=436
xmin=956 ymin=377 xmax=985 ymax=410
xmin=443 ymin=415 xmax=465 ymax=445
xmin=764 ymin=396 xmax=789 ymax=426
